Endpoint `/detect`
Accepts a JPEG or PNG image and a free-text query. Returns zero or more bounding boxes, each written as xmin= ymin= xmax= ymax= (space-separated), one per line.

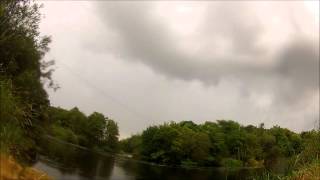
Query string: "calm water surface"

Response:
xmin=33 ymin=139 xmax=263 ymax=180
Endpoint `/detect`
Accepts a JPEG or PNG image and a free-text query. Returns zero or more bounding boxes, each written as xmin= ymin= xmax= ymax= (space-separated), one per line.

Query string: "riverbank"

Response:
xmin=287 ymin=160 xmax=320 ymax=180
xmin=0 ymin=153 xmax=52 ymax=180
xmin=115 ymin=152 xmax=265 ymax=171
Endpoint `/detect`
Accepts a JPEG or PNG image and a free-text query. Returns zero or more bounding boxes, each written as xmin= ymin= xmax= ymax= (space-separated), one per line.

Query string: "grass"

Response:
xmin=287 ymin=160 xmax=320 ymax=180
xmin=0 ymin=153 xmax=53 ymax=180
xmin=251 ymin=160 xmax=320 ymax=180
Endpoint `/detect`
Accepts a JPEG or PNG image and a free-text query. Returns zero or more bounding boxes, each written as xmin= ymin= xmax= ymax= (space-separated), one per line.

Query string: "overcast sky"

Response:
xmin=40 ymin=1 xmax=319 ymax=138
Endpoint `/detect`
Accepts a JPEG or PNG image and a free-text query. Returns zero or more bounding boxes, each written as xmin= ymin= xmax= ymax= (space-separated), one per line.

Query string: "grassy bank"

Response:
xmin=287 ymin=160 xmax=320 ymax=180
xmin=0 ymin=153 xmax=52 ymax=180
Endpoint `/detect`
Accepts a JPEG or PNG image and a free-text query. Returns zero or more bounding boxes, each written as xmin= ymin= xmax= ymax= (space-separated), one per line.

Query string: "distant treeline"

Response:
xmin=120 ymin=120 xmax=319 ymax=169
xmin=47 ymin=107 xmax=119 ymax=152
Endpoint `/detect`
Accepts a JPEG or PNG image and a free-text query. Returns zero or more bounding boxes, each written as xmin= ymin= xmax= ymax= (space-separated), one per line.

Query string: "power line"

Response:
xmin=55 ymin=60 xmax=153 ymax=122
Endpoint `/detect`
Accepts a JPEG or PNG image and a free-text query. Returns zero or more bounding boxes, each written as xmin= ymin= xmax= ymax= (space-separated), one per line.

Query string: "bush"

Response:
xmin=51 ymin=125 xmax=78 ymax=144
xmin=289 ymin=160 xmax=320 ymax=180
xmin=181 ymin=159 xmax=198 ymax=168
xmin=247 ymin=158 xmax=263 ymax=167
xmin=221 ymin=158 xmax=243 ymax=168
xmin=0 ymin=80 xmax=35 ymax=159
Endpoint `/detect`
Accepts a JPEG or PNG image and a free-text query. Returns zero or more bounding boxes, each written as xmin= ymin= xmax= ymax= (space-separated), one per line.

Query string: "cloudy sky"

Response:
xmin=40 ymin=1 xmax=319 ymax=138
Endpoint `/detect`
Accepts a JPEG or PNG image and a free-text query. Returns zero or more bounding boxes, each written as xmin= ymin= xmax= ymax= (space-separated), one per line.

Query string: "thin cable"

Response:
xmin=55 ymin=60 xmax=153 ymax=122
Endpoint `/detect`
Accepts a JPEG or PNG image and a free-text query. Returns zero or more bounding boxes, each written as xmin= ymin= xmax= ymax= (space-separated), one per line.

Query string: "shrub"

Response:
xmin=222 ymin=158 xmax=243 ymax=168
xmin=51 ymin=125 xmax=78 ymax=144
xmin=181 ymin=159 xmax=198 ymax=168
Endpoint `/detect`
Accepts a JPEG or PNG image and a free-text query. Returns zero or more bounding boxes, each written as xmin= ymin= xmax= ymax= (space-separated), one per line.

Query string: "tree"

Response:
xmin=141 ymin=124 xmax=179 ymax=163
xmin=0 ymin=0 xmax=53 ymax=160
xmin=87 ymin=112 xmax=107 ymax=146
xmin=47 ymin=106 xmax=120 ymax=152
xmin=171 ymin=126 xmax=211 ymax=165
xmin=120 ymin=134 xmax=142 ymax=155
xmin=123 ymin=120 xmax=308 ymax=168
xmin=202 ymin=122 xmax=227 ymax=157
xmin=104 ymin=119 xmax=119 ymax=151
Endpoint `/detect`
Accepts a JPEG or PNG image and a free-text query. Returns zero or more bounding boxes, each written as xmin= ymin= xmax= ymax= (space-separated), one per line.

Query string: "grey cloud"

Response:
xmin=42 ymin=1 xmax=318 ymax=135
xmin=204 ymin=2 xmax=265 ymax=56
xmin=94 ymin=2 xmax=269 ymax=84
xmin=35 ymin=0 xmax=320 ymax=140
xmin=275 ymin=38 xmax=319 ymax=106
xmin=94 ymin=2 xmax=318 ymax=106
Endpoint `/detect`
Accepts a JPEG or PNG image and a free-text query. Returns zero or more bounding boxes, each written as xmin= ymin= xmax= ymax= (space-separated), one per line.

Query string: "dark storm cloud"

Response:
xmin=94 ymin=2 xmax=319 ymax=106
xmin=94 ymin=2 xmax=268 ymax=84
xmin=204 ymin=2 xmax=265 ymax=56
xmin=275 ymin=38 xmax=319 ymax=105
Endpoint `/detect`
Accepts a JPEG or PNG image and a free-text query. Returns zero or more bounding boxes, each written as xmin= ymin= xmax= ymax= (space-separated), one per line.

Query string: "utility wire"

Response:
xmin=55 ymin=60 xmax=153 ymax=122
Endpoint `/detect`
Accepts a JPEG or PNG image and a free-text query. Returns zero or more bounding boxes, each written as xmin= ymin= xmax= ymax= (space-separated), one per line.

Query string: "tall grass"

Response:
xmin=252 ymin=131 xmax=320 ymax=180
xmin=0 ymin=79 xmax=34 ymax=159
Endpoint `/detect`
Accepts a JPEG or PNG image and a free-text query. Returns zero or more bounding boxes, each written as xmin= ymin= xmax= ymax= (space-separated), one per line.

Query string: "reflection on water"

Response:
xmin=35 ymin=138 xmax=263 ymax=180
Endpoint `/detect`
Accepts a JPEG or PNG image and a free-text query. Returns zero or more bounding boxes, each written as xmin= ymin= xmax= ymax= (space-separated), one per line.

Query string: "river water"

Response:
xmin=33 ymin=138 xmax=264 ymax=180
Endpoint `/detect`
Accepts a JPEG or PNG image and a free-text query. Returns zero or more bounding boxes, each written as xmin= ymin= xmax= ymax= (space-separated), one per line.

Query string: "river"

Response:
xmin=33 ymin=138 xmax=265 ymax=180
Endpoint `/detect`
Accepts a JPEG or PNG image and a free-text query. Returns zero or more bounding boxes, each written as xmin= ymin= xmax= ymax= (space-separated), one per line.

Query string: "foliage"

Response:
xmin=120 ymin=120 xmax=312 ymax=168
xmin=181 ymin=159 xmax=198 ymax=168
xmin=48 ymin=106 xmax=119 ymax=152
xmin=0 ymin=79 xmax=35 ymax=160
xmin=0 ymin=0 xmax=53 ymax=160
xmin=51 ymin=124 xmax=78 ymax=144
xmin=104 ymin=118 xmax=119 ymax=150
xmin=120 ymin=134 xmax=142 ymax=157
xmin=221 ymin=158 xmax=243 ymax=168
xmin=288 ymin=160 xmax=320 ymax=180
xmin=0 ymin=0 xmax=120 ymax=161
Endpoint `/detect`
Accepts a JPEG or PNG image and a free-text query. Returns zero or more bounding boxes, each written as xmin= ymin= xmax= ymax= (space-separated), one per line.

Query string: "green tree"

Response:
xmin=0 ymin=0 xmax=54 ymax=160
xmin=87 ymin=112 xmax=107 ymax=146
xmin=104 ymin=119 xmax=119 ymax=151
xmin=172 ymin=127 xmax=210 ymax=165
xmin=141 ymin=124 xmax=179 ymax=164
xmin=120 ymin=134 xmax=142 ymax=156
